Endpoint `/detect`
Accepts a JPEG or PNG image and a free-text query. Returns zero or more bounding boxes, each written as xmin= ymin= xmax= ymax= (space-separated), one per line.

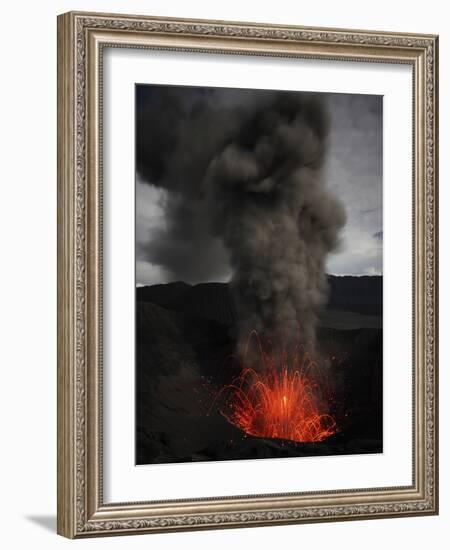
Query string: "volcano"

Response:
xmin=136 ymin=276 xmax=382 ymax=465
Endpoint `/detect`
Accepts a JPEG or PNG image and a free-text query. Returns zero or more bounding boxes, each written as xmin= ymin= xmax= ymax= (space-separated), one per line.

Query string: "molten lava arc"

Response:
xmin=217 ymin=332 xmax=336 ymax=443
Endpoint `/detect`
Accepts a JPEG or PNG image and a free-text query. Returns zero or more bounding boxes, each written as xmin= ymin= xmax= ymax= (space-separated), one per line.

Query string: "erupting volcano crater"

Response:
xmin=215 ymin=331 xmax=337 ymax=444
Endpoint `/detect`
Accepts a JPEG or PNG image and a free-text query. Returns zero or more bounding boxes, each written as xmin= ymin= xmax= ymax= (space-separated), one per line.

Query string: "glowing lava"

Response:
xmin=216 ymin=332 xmax=336 ymax=443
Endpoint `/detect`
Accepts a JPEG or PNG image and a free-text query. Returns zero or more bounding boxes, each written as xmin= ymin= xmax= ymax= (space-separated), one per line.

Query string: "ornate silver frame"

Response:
xmin=57 ymin=11 xmax=439 ymax=538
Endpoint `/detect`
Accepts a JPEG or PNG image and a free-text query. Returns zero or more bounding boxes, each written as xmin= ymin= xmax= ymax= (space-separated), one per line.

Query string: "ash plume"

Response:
xmin=137 ymin=86 xmax=346 ymax=354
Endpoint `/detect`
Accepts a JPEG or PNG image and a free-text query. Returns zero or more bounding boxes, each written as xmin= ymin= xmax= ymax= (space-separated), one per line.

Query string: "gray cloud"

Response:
xmin=373 ymin=230 xmax=383 ymax=240
xmin=136 ymin=87 xmax=383 ymax=284
xmin=136 ymin=260 xmax=169 ymax=287
xmin=325 ymin=93 xmax=383 ymax=275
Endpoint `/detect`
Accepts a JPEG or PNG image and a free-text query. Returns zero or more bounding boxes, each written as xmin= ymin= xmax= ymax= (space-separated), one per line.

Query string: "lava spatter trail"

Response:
xmin=214 ymin=331 xmax=337 ymax=443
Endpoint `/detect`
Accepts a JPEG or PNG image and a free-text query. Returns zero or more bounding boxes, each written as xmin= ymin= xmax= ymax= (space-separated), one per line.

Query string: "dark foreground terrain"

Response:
xmin=136 ymin=276 xmax=383 ymax=465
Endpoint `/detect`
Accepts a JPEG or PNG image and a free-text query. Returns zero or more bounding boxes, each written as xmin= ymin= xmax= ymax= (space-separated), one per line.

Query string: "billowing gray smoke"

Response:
xmin=137 ymin=86 xmax=346 ymax=354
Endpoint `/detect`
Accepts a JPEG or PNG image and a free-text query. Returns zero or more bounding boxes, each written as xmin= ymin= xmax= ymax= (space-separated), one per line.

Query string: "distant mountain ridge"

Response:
xmin=137 ymin=276 xmax=382 ymax=326
xmin=326 ymin=276 xmax=382 ymax=316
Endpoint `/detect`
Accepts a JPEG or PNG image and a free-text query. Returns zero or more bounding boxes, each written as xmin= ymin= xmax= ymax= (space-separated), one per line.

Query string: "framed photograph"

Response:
xmin=57 ymin=11 xmax=439 ymax=538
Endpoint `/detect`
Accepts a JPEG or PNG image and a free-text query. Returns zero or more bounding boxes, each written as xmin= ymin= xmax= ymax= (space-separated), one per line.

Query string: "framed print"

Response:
xmin=57 ymin=11 xmax=439 ymax=538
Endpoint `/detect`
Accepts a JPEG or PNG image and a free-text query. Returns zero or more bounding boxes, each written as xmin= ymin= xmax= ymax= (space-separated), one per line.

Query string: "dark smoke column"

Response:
xmin=206 ymin=93 xmax=346 ymax=353
xmin=137 ymin=88 xmax=346 ymax=356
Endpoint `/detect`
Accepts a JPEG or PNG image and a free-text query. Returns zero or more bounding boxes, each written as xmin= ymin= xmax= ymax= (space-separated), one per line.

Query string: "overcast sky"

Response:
xmin=136 ymin=86 xmax=382 ymax=285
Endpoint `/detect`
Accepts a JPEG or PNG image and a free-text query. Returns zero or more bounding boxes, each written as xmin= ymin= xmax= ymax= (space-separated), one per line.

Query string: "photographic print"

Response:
xmin=57 ymin=13 xmax=438 ymax=536
xmin=135 ymin=84 xmax=383 ymax=466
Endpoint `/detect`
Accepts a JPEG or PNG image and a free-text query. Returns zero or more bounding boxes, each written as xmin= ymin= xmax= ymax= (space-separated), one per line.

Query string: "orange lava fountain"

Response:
xmin=216 ymin=332 xmax=336 ymax=443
